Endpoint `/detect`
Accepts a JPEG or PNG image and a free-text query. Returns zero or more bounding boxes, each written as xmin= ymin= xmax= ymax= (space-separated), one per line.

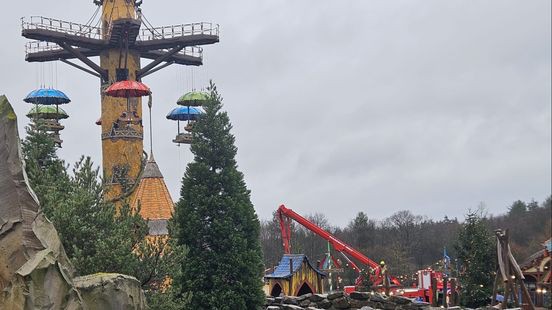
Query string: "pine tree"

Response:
xmin=174 ymin=82 xmax=265 ymax=309
xmin=22 ymin=126 xmax=71 ymax=214
xmin=455 ymin=209 xmax=495 ymax=307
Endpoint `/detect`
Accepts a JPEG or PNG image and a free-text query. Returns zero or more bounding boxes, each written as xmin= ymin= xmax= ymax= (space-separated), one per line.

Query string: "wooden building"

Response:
xmin=265 ymin=254 xmax=326 ymax=297
xmin=521 ymin=239 xmax=551 ymax=307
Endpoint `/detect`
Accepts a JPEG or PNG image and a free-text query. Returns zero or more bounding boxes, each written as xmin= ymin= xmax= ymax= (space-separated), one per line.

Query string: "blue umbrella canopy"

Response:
xmin=24 ymin=88 xmax=71 ymax=105
xmin=166 ymin=106 xmax=202 ymax=121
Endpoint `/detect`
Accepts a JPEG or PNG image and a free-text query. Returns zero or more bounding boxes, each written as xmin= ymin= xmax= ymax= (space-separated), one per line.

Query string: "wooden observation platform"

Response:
xmin=21 ymin=0 xmax=219 ymax=200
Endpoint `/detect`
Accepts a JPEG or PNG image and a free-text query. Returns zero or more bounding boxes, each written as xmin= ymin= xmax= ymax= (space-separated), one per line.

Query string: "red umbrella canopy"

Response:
xmin=105 ymin=80 xmax=151 ymax=98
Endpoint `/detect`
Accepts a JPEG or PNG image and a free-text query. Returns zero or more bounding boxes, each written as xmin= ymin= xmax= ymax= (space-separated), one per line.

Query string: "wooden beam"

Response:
xmin=59 ymin=59 xmax=101 ymax=78
xmin=138 ymin=61 xmax=174 ymax=79
xmin=137 ymin=46 xmax=184 ymax=77
xmin=58 ymin=42 xmax=107 ymax=80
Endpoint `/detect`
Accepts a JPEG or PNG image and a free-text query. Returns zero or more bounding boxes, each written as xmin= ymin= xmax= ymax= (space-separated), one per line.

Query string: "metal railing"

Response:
xmin=175 ymin=46 xmax=203 ymax=60
xmin=26 ymin=41 xmax=203 ymax=61
xmin=25 ymin=41 xmax=63 ymax=56
xmin=137 ymin=22 xmax=219 ymax=41
xmin=22 ymin=16 xmax=102 ymax=39
xmin=22 ymin=16 xmax=219 ymax=43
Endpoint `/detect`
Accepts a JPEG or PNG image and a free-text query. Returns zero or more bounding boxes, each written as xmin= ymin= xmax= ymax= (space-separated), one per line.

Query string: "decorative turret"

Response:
xmin=130 ymin=153 xmax=174 ymax=236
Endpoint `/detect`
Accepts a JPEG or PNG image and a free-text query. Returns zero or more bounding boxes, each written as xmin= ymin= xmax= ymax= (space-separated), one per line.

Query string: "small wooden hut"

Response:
xmin=521 ymin=239 xmax=551 ymax=307
xmin=265 ymin=254 xmax=326 ymax=297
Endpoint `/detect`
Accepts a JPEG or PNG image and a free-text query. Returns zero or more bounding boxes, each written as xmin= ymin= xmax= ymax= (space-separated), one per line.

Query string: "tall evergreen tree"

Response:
xmin=174 ymin=82 xmax=265 ymax=309
xmin=455 ymin=209 xmax=495 ymax=307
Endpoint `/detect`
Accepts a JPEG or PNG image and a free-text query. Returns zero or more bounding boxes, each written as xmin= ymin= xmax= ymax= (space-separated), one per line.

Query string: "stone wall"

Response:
xmin=264 ymin=291 xmax=431 ymax=310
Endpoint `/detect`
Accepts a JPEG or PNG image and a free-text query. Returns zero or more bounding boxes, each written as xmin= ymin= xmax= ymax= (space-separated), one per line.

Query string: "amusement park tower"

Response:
xmin=21 ymin=0 xmax=219 ymax=200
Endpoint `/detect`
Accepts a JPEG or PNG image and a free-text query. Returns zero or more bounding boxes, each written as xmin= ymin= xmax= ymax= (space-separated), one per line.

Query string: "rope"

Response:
xmin=84 ymin=6 xmax=100 ymax=27
xmin=148 ymin=95 xmax=153 ymax=155
xmin=73 ymin=5 xmax=100 ymax=36
xmin=140 ymin=12 xmax=162 ymax=38
xmin=191 ymin=67 xmax=194 ymax=90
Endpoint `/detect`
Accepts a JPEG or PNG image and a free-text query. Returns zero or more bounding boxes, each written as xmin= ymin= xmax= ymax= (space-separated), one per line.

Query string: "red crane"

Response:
xmin=277 ymin=204 xmax=401 ymax=287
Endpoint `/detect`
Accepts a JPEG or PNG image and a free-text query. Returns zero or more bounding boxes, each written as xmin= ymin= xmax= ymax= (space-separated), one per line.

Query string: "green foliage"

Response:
xmin=455 ymin=209 xmax=495 ymax=307
xmin=22 ymin=126 xmax=70 ymax=212
xmin=508 ymin=200 xmax=527 ymax=217
xmin=22 ymin=126 xmax=185 ymax=306
xmin=174 ymin=81 xmax=265 ymax=309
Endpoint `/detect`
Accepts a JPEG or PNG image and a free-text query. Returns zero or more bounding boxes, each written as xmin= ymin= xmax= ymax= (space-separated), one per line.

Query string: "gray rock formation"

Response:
xmin=74 ymin=273 xmax=147 ymax=309
xmin=0 ymin=95 xmax=146 ymax=310
xmin=264 ymin=290 xmax=431 ymax=310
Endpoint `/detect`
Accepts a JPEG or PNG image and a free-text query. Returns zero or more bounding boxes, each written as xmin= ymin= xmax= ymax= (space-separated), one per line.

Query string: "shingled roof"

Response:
xmin=131 ymin=153 xmax=174 ymax=235
xmin=265 ymin=254 xmax=326 ymax=279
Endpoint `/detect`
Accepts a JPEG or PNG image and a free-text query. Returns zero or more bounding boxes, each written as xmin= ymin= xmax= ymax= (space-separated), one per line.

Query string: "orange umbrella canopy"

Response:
xmin=105 ymin=80 xmax=151 ymax=98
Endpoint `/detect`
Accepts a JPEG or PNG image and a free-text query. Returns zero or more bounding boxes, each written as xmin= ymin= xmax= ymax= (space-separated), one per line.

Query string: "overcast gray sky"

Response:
xmin=1 ymin=1 xmax=550 ymax=227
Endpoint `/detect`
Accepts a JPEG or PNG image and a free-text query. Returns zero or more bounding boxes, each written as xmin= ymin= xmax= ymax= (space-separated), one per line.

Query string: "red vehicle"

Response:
xmin=277 ymin=204 xmax=447 ymax=302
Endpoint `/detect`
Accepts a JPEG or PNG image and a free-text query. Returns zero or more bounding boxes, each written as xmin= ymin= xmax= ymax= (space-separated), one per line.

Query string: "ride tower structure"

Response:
xmin=21 ymin=0 xmax=219 ymax=200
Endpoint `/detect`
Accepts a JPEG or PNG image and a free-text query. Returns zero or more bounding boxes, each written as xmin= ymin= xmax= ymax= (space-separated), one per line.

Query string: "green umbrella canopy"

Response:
xmin=177 ymin=90 xmax=209 ymax=107
xmin=26 ymin=105 xmax=69 ymax=120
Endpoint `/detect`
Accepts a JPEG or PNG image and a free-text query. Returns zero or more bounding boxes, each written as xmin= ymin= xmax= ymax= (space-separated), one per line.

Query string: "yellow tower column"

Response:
xmin=100 ymin=0 xmax=143 ymax=200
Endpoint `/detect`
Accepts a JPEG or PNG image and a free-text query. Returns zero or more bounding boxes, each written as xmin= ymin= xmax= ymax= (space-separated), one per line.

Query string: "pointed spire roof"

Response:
xmin=142 ymin=152 xmax=163 ymax=178
xmin=131 ymin=153 xmax=174 ymax=235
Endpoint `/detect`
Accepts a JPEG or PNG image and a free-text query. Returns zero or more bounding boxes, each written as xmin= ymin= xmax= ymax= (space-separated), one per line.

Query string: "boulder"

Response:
xmin=284 ymin=295 xmax=299 ymax=305
xmin=388 ymin=295 xmax=413 ymax=305
xmin=316 ymin=299 xmax=333 ymax=309
xmin=327 ymin=291 xmax=344 ymax=300
xmin=349 ymin=298 xmax=371 ymax=308
xmin=282 ymin=304 xmax=304 ymax=310
xmin=310 ymin=294 xmax=327 ymax=302
xmin=300 ymin=299 xmax=312 ymax=307
xmin=332 ymin=296 xmax=350 ymax=309
xmin=350 ymin=291 xmax=371 ymax=300
xmin=370 ymin=292 xmax=387 ymax=302
xmin=74 ymin=273 xmax=146 ymax=309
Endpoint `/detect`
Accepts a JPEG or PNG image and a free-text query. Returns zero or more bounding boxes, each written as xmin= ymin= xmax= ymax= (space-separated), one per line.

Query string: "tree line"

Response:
xmin=260 ymin=197 xmax=551 ymax=287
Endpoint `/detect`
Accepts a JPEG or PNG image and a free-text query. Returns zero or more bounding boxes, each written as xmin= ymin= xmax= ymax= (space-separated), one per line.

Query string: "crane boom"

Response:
xmin=278 ymin=204 xmax=380 ymax=269
xmin=277 ymin=204 xmax=401 ymax=286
